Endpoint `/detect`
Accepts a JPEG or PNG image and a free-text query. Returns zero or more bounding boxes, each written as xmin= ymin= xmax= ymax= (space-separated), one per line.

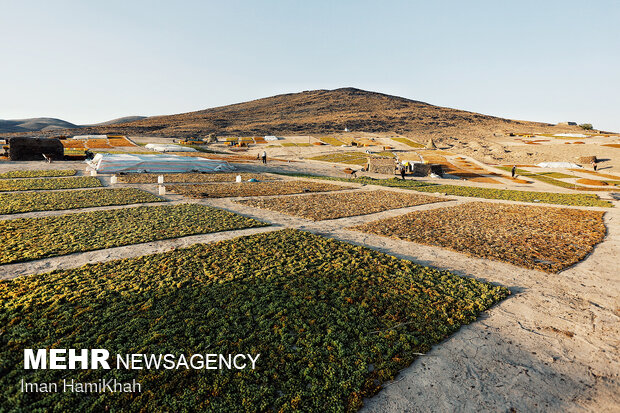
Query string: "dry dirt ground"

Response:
xmin=0 ymin=159 xmax=618 ymax=412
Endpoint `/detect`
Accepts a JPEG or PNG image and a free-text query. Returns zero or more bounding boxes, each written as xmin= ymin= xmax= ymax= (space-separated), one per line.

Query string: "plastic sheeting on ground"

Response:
xmin=264 ymin=136 xmax=279 ymax=141
xmin=86 ymin=153 xmax=235 ymax=173
xmin=145 ymin=144 xmax=197 ymax=152
xmin=537 ymin=162 xmax=582 ymax=169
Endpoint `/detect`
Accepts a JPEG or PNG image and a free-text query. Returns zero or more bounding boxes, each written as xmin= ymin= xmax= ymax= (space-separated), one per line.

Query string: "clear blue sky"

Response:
xmin=1 ymin=0 xmax=619 ymax=131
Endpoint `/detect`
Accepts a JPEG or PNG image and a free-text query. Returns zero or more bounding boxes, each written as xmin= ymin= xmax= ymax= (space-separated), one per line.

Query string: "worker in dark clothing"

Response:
xmin=261 ymin=151 xmax=267 ymax=164
xmin=511 ymin=165 xmax=516 ymax=178
xmin=400 ymin=165 xmax=406 ymax=180
xmin=592 ymin=161 xmax=598 ymax=171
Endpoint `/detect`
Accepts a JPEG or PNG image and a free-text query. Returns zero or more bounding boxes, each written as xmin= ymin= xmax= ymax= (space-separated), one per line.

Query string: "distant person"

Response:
xmin=400 ymin=165 xmax=406 ymax=180
xmin=511 ymin=165 xmax=516 ymax=178
xmin=261 ymin=150 xmax=267 ymax=164
xmin=592 ymin=161 xmax=598 ymax=171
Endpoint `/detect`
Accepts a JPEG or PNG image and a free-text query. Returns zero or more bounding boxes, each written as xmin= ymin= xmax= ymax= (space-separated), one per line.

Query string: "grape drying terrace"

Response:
xmin=0 ymin=160 xmax=616 ymax=412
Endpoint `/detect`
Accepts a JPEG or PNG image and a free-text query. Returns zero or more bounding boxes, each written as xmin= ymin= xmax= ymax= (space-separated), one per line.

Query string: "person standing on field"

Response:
xmin=400 ymin=165 xmax=406 ymax=180
xmin=511 ymin=165 xmax=516 ymax=178
xmin=261 ymin=150 xmax=267 ymax=164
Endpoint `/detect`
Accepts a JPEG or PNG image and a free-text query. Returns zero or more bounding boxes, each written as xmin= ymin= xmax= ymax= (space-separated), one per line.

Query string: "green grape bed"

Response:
xmin=0 ymin=188 xmax=163 ymax=215
xmin=0 ymin=204 xmax=267 ymax=264
xmin=0 ymin=229 xmax=509 ymax=412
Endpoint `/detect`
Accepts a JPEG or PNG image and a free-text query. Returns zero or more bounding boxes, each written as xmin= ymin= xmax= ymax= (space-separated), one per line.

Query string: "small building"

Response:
xmin=8 ymin=137 xmax=64 ymax=161
xmin=413 ymin=163 xmax=443 ymax=177
xmin=367 ymin=157 xmax=397 ymax=175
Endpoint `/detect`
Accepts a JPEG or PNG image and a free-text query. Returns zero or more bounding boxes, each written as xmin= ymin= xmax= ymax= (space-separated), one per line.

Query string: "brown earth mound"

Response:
xmin=7 ymin=88 xmax=579 ymax=139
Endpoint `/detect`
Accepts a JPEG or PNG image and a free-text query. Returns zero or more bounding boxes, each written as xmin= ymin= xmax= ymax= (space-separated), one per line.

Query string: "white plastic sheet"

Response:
xmin=86 ymin=153 xmax=235 ymax=173
xmin=73 ymin=135 xmax=107 ymax=140
xmin=145 ymin=144 xmax=197 ymax=152
xmin=536 ymin=162 xmax=582 ymax=169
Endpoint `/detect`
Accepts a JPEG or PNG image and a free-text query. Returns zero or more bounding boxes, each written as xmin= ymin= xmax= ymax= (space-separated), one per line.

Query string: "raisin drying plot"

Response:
xmin=237 ymin=190 xmax=448 ymax=220
xmin=0 ymin=169 xmax=76 ymax=179
xmin=168 ymin=180 xmax=349 ymax=198
xmin=0 ymin=229 xmax=508 ymax=412
xmin=352 ymin=202 xmax=606 ymax=272
xmin=0 ymin=176 xmax=102 ymax=192
xmin=0 ymin=204 xmax=267 ymax=264
xmin=0 ymin=188 xmax=163 ymax=215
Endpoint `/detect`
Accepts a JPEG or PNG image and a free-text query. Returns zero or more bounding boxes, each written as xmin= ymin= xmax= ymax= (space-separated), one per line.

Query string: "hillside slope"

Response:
xmin=0 ymin=118 xmax=78 ymax=134
xmin=2 ymin=88 xmax=583 ymax=138
xmin=0 ymin=116 xmax=147 ymax=134
xmin=87 ymin=116 xmax=147 ymax=126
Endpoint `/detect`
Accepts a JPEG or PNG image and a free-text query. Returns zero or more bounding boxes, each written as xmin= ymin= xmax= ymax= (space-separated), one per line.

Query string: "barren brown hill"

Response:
xmin=5 ymin=88 xmax=586 ymax=139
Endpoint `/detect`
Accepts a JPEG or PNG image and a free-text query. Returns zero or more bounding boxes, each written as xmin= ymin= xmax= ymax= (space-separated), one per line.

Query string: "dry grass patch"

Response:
xmin=351 ymin=202 xmax=606 ymax=273
xmin=576 ymin=178 xmax=608 ymax=186
xmin=391 ymin=137 xmax=425 ymax=148
xmin=309 ymin=152 xmax=370 ymax=166
xmin=469 ymin=176 xmax=503 ymax=184
xmin=320 ymin=137 xmax=346 ymax=146
xmin=168 ymin=180 xmax=349 ymax=198
xmin=236 ymin=190 xmax=448 ymax=220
